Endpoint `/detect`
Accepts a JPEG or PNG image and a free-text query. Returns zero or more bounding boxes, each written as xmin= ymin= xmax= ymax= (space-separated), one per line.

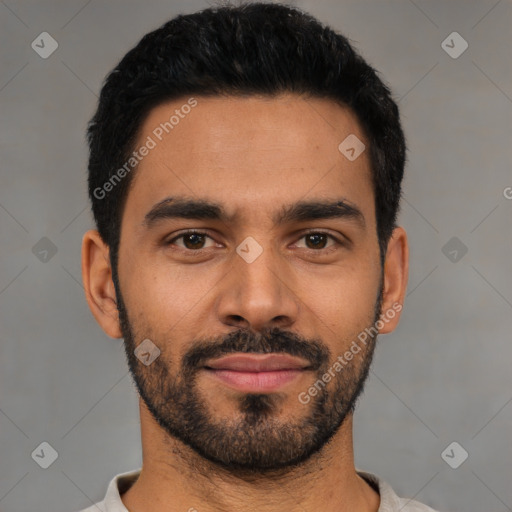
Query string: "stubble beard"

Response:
xmin=115 ymin=279 xmax=381 ymax=474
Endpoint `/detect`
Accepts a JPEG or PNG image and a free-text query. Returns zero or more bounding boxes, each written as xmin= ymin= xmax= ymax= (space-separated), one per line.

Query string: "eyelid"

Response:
xmin=166 ymin=229 xmax=217 ymax=248
xmin=291 ymin=229 xmax=343 ymax=250
xmin=299 ymin=228 xmax=342 ymax=239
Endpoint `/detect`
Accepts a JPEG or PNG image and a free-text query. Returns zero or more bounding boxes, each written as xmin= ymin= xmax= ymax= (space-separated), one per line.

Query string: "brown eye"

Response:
xmin=295 ymin=232 xmax=338 ymax=251
xmin=168 ymin=231 xmax=216 ymax=250
xmin=182 ymin=233 xmax=206 ymax=249
xmin=305 ymin=233 xmax=328 ymax=249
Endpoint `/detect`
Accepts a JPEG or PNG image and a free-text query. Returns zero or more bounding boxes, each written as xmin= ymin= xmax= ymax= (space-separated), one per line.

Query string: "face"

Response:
xmin=109 ymin=94 xmax=391 ymax=471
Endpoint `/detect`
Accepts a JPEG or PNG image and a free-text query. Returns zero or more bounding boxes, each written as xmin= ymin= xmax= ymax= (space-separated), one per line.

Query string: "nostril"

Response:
xmin=226 ymin=315 xmax=248 ymax=327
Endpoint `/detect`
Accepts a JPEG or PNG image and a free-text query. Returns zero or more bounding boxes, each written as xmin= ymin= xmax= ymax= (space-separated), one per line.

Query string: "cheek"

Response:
xmin=301 ymin=264 xmax=380 ymax=340
xmin=121 ymin=259 xmax=221 ymax=336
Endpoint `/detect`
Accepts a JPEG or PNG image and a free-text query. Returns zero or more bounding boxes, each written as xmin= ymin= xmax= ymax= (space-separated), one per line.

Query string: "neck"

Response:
xmin=121 ymin=401 xmax=380 ymax=512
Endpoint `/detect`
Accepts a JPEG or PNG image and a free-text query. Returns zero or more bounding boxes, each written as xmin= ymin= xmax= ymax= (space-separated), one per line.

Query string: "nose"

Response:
xmin=215 ymin=241 xmax=300 ymax=333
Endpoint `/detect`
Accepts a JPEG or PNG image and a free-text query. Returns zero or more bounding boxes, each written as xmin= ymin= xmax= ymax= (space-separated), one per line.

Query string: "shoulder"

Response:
xmin=74 ymin=469 xmax=141 ymax=512
xmin=357 ymin=470 xmax=441 ymax=512
xmin=395 ymin=497 xmax=440 ymax=512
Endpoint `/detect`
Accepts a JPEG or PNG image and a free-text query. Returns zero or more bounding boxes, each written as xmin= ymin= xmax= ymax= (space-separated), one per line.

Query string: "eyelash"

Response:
xmin=165 ymin=229 xmax=343 ymax=255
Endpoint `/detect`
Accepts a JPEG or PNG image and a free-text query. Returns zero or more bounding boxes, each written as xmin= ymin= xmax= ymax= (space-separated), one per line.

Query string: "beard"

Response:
xmin=114 ymin=278 xmax=382 ymax=474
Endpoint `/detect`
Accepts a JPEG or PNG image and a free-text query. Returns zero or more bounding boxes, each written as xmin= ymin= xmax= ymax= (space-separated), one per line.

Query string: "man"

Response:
xmin=80 ymin=3 xmax=439 ymax=511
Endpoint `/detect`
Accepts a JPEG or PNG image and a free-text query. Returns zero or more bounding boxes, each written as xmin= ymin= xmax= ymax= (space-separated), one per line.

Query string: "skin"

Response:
xmin=82 ymin=94 xmax=408 ymax=512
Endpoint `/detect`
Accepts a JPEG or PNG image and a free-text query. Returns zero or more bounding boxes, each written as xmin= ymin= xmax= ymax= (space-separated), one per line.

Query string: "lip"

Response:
xmin=204 ymin=353 xmax=312 ymax=372
xmin=203 ymin=353 xmax=312 ymax=393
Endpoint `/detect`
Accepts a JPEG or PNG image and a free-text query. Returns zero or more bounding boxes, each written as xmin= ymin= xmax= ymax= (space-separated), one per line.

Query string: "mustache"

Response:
xmin=182 ymin=327 xmax=330 ymax=374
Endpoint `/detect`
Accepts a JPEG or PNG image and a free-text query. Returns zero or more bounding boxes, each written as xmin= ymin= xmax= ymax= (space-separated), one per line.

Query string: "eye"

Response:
xmin=294 ymin=231 xmax=340 ymax=251
xmin=165 ymin=230 xmax=342 ymax=254
xmin=167 ymin=230 xmax=217 ymax=250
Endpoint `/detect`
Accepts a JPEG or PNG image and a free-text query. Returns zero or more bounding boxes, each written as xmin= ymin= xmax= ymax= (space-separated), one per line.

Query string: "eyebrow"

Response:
xmin=142 ymin=196 xmax=365 ymax=229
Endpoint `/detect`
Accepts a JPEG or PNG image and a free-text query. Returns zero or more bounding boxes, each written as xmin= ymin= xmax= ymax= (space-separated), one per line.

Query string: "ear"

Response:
xmin=81 ymin=229 xmax=123 ymax=339
xmin=378 ymin=226 xmax=409 ymax=334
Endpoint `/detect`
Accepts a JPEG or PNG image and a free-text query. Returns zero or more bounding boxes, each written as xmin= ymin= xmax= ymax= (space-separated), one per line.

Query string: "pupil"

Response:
xmin=307 ymin=234 xmax=326 ymax=249
xmin=186 ymin=234 xmax=204 ymax=249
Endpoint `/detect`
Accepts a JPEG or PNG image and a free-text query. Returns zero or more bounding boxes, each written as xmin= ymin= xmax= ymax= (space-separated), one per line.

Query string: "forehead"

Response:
xmin=123 ymin=94 xmax=374 ymax=228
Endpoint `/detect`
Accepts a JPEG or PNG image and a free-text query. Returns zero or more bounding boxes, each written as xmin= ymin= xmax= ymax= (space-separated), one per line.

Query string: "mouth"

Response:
xmin=203 ymin=353 xmax=312 ymax=393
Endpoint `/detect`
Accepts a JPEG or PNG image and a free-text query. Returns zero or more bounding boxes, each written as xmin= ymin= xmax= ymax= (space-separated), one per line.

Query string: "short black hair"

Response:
xmin=87 ymin=1 xmax=406 ymax=277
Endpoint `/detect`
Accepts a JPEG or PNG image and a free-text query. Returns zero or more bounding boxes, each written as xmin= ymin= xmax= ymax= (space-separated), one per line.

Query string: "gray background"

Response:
xmin=1 ymin=0 xmax=511 ymax=511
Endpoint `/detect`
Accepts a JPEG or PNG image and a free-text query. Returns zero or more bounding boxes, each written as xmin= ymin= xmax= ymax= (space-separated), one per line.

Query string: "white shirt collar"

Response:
xmin=80 ymin=468 xmax=438 ymax=512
